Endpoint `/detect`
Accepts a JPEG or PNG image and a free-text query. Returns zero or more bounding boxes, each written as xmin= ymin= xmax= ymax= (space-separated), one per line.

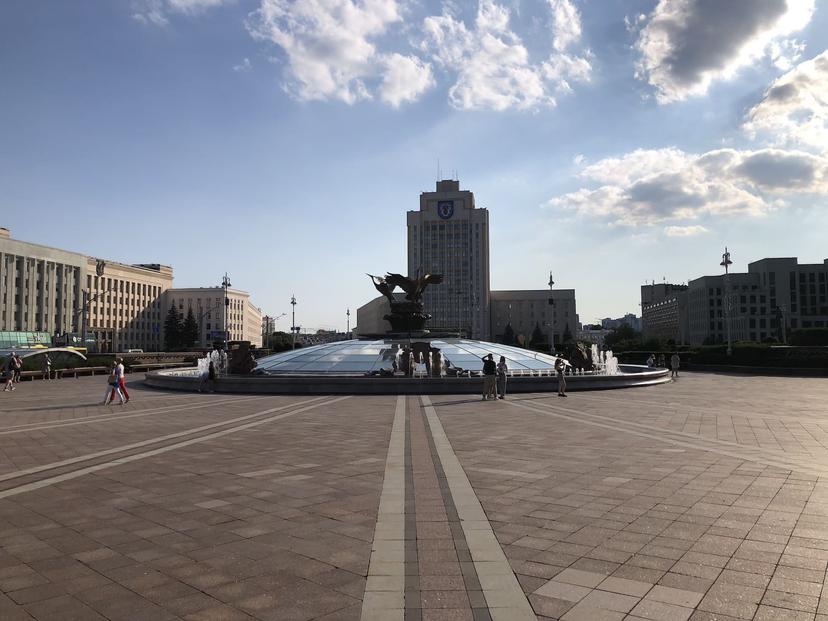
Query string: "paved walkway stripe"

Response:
xmin=420 ymin=400 xmax=490 ymax=620
xmin=0 ymin=396 xmax=330 ymax=484
xmin=0 ymin=395 xmax=270 ymax=435
xmin=507 ymin=398 xmax=826 ymax=476
xmin=362 ymin=395 xmax=406 ymax=621
xmin=575 ymin=390 xmax=826 ymax=424
xmin=0 ymin=390 xmax=202 ymax=412
xmin=0 ymin=396 xmax=350 ymax=499
xmin=421 ymin=395 xmax=536 ymax=621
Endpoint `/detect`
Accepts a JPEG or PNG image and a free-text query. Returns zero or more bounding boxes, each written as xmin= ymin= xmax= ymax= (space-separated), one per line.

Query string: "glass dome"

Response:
xmin=255 ymin=338 xmax=561 ymax=375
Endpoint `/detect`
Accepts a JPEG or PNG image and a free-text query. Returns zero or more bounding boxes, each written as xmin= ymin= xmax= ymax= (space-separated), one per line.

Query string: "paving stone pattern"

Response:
xmin=0 ymin=373 xmax=826 ymax=620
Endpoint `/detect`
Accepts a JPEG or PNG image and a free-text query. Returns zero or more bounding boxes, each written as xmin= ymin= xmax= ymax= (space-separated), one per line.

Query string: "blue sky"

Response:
xmin=2 ymin=0 xmax=826 ymax=330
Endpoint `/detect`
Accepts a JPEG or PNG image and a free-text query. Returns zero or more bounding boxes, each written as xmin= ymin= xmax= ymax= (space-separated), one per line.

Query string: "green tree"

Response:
xmin=266 ymin=331 xmax=301 ymax=353
xmin=604 ymin=324 xmax=642 ymax=351
xmin=182 ymin=307 xmax=199 ymax=349
xmin=501 ymin=323 xmax=515 ymax=345
xmin=163 ymin=303 xmax=183 ymax=351
xmin=530 ymin=323 xmax=546 ymax=348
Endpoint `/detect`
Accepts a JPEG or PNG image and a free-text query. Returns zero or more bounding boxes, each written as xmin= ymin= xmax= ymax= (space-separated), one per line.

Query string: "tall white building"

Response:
xmin=407 ymin=180 xmax=490 ymax=338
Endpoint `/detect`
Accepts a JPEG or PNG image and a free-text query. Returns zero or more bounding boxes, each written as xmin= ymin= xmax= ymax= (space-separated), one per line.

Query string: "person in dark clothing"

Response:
xmin=482 ymin=354 xmax=497 ymax=400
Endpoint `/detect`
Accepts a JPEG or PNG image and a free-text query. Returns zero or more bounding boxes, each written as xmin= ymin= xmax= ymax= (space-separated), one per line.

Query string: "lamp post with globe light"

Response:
xmin=221 ymin=273 xmax=231 ymax=351
xmin=720 ymin=248 xmax=733 ymax=357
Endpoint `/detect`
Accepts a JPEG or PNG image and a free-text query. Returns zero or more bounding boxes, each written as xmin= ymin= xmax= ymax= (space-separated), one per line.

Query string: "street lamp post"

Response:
xmin=548 ymin=271 xmax=555 ymax=353
xmin=346 ymin=308 xmax=351 ymax=339
xmin=221 ymin=273 xmax=231 ymax=351
xmin=720 ymin=247 xmax=733 ymax=356
xmin=290 ymin=295 xmax=300 ymax=350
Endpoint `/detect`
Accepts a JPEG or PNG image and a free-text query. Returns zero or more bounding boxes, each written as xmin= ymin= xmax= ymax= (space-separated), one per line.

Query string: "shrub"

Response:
xmin=788 ymin=328 xmax=828 ymax=346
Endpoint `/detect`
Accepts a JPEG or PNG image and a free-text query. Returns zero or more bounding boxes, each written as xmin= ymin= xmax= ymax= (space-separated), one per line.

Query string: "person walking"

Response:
xmin=42 ymin=353 xmax=52 ymax=381
xmin=102 ymin=361 xmax=125 ymax=405
xmin=481 ymin=354 xmax=497 ymax=400
xmin=2 ymin=354 xmax=15 ymax=392
xmin=206 ymin=359 xmax=216 ymax=393
xmin=496 ymin=356 xmax=508 ymax=399
xmin=555 ymin=356 xmax=567 ymax=397
xmin=109 ymin=357 xmax=129 ymax=403
xmin=12 ymin=353 xmax=22 ymax=384
xmin=670 ymin=352 xmax=680 ymax=378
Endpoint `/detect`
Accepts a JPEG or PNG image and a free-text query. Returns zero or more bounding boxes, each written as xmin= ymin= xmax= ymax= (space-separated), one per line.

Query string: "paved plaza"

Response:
xmin=0 ymin=374 xmax=827 ymax=620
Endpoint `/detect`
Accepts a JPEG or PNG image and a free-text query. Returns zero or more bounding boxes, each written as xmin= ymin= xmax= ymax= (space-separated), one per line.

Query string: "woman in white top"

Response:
xmin=496 ymin=356 xmax=508 ymax=399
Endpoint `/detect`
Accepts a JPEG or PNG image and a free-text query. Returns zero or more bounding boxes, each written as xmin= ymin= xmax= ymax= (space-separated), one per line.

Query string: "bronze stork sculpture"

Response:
xmin=367 ymin=272 xmax=444 ymax=333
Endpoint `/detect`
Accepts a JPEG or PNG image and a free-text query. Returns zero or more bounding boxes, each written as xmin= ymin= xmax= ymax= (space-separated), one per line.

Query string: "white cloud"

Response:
xmin=549 ymin=0 xmax=581 ymax=52
xmin=421 ymin=0 xmax=591 ymax=111
xmin=664 ymin=225 xmax=709 ymax=236
xmin=744 ymin=50 xmax=828 ymax=151
xmin=167 ymin=0 xmax=229 ymax=11
xmin=132 ymin=0 xmax=169 ymax=26
xmin=247 ymin=0 xmax=433 ymax=105
xmin=545 ymin=146 xmax=827 ymax=229
xmin=233 ymin=57 xmax=253 ymax=72
xmin=634 ymin=0 xmax=815 ymax=103
xmin=132 ymin=0 xmax=230 ymax=24
xmin=379 ymin=54 xmax=434 ymax=107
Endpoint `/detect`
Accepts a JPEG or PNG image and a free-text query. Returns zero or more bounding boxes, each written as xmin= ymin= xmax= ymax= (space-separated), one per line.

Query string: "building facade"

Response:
xmin=355 ymin=295 xmax=393 ymax=337
xmin=489 ymin=289 xmax=577 ymax=349
xmin=85 ymin=259 xmax=172 ymax=352
xmin=0 ymin=228 xmax=172 ymax=352
xmin=601 ymin=313 xmax=642 ymax=332
xmin=0 ymin=228 xmax=86 ymax=336
xmin=577 ymin=327 xmax=612 ymax=347
xmin=641 ymin=283 xmax=689 ymax=345
xmin=687 ymin=257 xmax=828 ymax=345
xmin=407 ymin=180 xmax=490 ymax=338
xmin=165 ymin=287 xmax=263 ymax=348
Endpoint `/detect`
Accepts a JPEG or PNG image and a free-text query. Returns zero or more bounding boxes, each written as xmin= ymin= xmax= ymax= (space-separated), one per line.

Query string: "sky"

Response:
xmin=1 ymin=0 xmax=826 ymax=330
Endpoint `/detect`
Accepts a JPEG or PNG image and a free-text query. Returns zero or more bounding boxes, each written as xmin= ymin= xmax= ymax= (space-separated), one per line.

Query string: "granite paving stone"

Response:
xmin=0 ymin=373 xmax=827 ymax=619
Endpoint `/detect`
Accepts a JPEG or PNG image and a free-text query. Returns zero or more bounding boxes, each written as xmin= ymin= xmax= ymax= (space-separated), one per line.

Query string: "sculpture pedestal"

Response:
xmin=384 ymin=301 xmax=430 ymax=333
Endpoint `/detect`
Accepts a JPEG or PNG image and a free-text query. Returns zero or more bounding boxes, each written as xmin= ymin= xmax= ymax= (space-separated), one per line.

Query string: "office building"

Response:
xmin=687 ymin=257 xmax=828 ymax=345
xmin=641 ymin=283 xmax=689 ymax=345
xmin=408 ymin=180 xmax=490 ymax=338
xmin=490 ymin=289 xmax=577 ymax=349
xmin=355 ymin=295 xmax=394 ymax=336
xmin=164 ymin=287 xmax=262 ymax=347
xmin=0 ymin=228 xmax=86 ymax=336
xmin=357 ymin=181 xmax=579 ymax=344
xmin=601 ymin=313 xmax=641 ymax=332
xmin=0 ymin=228 xmax=172 ymax=352
xmin=577 ymin=326 xmax=612 ymax=347
xmin=85 ymin=259 xmax=172 ymax=352
xmin=165 ymin=287 xmax=263 ymax=348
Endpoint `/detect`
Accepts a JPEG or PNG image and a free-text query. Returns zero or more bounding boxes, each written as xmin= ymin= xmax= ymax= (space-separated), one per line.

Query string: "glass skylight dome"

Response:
xmin=255 ymin=338 xmax=561 ymax=376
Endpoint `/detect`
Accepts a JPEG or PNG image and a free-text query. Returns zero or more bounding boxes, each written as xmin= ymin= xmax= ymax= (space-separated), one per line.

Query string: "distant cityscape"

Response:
xmin=2 ymin=179 xmax=826 ymax=354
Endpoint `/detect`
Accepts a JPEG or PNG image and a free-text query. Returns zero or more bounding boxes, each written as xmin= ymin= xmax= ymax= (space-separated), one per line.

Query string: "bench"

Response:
xmin=55 ymin=366 xmax=109 ymax=379
xmin=128 ymin=362 xmax=191 ymax=373
xmin=18 ymin=370 xmax=47 ymax=381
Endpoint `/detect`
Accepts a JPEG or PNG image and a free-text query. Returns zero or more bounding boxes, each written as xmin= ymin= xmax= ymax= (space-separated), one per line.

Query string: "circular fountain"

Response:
xmin=146 ymin=271 xmax=669 ymax=393
xmin=146 ymin=337 xmax=669 ymax=394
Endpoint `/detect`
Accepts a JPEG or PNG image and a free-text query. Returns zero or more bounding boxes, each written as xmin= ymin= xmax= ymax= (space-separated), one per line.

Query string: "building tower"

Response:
xmin=407 ymin=179 xmax=490 ymax=338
